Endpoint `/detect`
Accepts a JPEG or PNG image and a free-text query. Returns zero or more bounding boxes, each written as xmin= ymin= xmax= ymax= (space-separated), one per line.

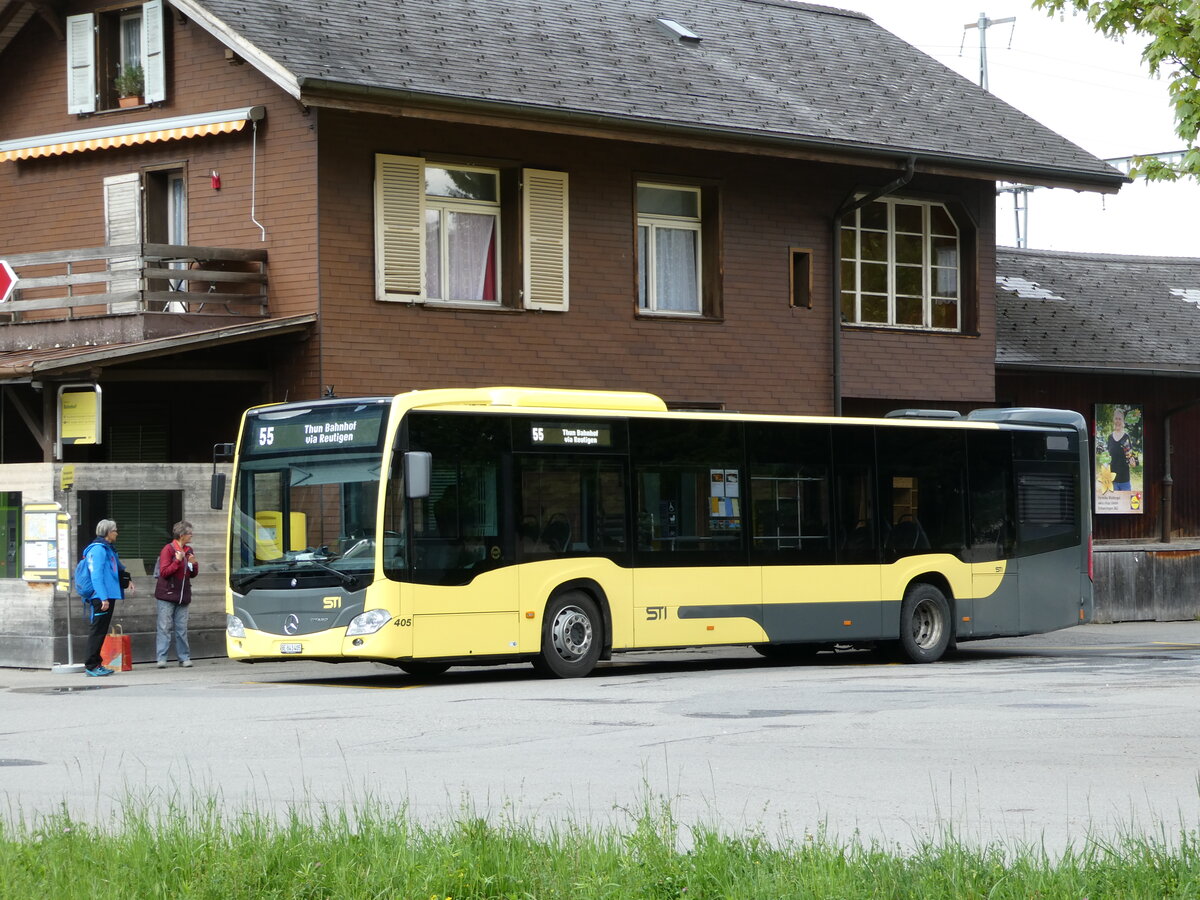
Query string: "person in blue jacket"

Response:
xmin=83 ymin=519 xmax=134 ymax=677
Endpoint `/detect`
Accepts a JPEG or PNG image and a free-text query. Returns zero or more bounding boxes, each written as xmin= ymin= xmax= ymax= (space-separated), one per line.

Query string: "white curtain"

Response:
xmin=655 ymin=228 xmax=699 ymax=312
xmin=424 ymin=210 xmax=442 ymax=299
xmin=447 ymin=212 xmax=496 ymax=301
xmin=122 ymin=15 xmax=142 ymax=68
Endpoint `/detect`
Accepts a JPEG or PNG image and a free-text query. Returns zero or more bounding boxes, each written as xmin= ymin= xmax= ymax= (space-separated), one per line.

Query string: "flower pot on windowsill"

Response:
xmin=113 ymin=64 xmax=144 ymax=109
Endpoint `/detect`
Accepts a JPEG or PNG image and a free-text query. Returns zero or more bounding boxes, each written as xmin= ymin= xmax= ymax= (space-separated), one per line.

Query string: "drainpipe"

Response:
xmin=831 ymin=157 xmax=916 ymax=415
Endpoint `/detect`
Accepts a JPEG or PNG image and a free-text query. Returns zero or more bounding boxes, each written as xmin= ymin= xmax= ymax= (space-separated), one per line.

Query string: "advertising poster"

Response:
xmin=1094 ymin=404 xmax=1144 ymax=515
xmin=709 ymin=469 xmax=741 ymax=530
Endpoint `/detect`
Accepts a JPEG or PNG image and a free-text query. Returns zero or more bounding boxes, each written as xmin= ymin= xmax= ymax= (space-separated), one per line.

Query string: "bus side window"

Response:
xmin=832 ymin=424 xmax=878 ymax=564
xmin=967 ymin=431 xmax=1014 ymax=561
xmin=516 ymin=457 xmax=627 ymax=559
xmin=630 ymin=419 xmax=744 ymax=561
xmin=746 ymin=422 xmax=834 ymax=565
xmin=876 ymin=426 xmax=966 ymax=561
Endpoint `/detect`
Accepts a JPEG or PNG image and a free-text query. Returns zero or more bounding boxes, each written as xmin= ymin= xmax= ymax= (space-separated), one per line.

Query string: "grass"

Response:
xmin=1 ymin=795 xmax=1199 ymax=899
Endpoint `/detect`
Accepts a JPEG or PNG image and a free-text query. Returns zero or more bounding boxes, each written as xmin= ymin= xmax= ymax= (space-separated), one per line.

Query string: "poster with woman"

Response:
xmin=1094 ymin=404 xmax=1144 ymax=515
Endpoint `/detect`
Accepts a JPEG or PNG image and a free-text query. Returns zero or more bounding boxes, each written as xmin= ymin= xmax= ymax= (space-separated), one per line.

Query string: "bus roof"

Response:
xmin=381 ymin=387 xmax=1083 ymax=433
xmin=242 ymin=389 xmax=1083 ymax=435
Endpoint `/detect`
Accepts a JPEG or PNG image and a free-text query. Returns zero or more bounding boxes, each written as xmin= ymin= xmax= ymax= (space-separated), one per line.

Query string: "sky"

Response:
xmin=835 ymin=0 xmax=1199 ymax=257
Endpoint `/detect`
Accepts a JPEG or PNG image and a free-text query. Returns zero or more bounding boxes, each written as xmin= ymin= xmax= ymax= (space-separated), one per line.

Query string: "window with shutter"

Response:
xmin=523 ymin=169 xmax=569 ymax=311
xmin=66 ymin=14 xmax=96 ymax=114
xmin=373 ymin=155 xmax=570 ymax=311
xmin=142 ymin=0 xmax=166 ymax=103
xmin=64 ymin=3 xmax=166 ymax=114
xmin=104 ymin=173 xmax=143 ymax=313
xmin=374 ymin=155 xmax=426 ymax=300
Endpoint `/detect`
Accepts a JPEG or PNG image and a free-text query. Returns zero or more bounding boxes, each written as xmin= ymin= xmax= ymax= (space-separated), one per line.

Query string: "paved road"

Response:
xmin=2 ymin=621 xmax=1199 ymax=853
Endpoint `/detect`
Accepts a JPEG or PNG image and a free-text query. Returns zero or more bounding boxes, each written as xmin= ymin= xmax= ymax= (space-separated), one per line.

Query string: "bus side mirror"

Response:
xmin=211 ymin=442 xmax=234 ymax=510
xmin=404 ymin=451 xmax=432 ymax=499
xmin=210 ymin=472 xmax=227 ymax=510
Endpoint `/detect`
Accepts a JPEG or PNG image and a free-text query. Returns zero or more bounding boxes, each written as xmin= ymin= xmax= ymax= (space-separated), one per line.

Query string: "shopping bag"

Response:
xmin=101 ymin=625 xmax=133 ymax=672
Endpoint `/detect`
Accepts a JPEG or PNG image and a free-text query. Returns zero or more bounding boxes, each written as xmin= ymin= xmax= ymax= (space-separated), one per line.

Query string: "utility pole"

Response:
xmin=963 ymin=12 xmax=1015 ymax=92
xmin=966 ymin=13 xmax=1022 ymax=243
xmin=997 ymin=183 xmax=1034 ymax=248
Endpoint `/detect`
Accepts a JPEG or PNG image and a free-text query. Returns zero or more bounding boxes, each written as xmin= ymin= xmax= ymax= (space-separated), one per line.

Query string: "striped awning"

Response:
xmin=0 ymin=106 xmax=265 ymax=162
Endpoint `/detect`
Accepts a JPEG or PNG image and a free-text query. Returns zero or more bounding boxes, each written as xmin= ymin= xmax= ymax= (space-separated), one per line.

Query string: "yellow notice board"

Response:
xmin=22 ymin=502 xmax=62 ymax=583
xmin=56 ymin=512 xmax=71 ymax=590
xmin=59 ymin=384 xmax=101 ymax=446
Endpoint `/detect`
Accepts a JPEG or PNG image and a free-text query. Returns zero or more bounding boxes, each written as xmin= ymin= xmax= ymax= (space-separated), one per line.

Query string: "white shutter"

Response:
xmin=66 ymin=14 xmax=96 ymax=114
xmin=104 ymin=173 xmax=143 ymax=313
xmin=522 ymin=169 xmax=569 ymax=311
xmin=374 ymin=154 xmax=426 ymax=301
xmin=142 ymin=0 xmax=166 ymax=103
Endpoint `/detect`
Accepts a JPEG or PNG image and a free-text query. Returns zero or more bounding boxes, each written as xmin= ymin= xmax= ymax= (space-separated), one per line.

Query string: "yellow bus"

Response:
xmin=218 ymin=387 xmax=1092 ymax=677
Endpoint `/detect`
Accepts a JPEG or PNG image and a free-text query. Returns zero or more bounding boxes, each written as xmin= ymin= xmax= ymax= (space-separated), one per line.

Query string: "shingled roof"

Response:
xmin=173 ymin=0 xmax=1124 ymax=190
xmin=996 ymin=247 xmax=1200 ymax=375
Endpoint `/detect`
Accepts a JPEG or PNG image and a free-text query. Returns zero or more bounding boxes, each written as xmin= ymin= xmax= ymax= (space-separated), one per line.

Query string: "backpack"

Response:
xmin=75 ymin=552 xmax=94 ymax=600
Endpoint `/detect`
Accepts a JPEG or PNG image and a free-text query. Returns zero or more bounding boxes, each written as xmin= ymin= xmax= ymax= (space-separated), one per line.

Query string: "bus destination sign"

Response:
xmin=530 ymin=422 xmax=612 ymax=448
xmin=247 ymin=405 xmax=386 ymax=455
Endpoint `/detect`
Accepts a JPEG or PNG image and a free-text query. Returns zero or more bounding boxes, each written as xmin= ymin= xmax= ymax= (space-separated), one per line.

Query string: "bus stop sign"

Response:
xmin=0 ymin=260 xmax=17 ymax=303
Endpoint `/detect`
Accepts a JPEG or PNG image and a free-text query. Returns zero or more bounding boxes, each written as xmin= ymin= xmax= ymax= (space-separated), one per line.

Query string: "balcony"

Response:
xmin=0 ymin=243 xmax=268 ymax=351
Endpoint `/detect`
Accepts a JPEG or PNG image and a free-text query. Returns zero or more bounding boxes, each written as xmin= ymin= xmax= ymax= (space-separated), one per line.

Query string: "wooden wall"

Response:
xmin=313 ymin=109 xmax=999 ymax=416
xmin=999 ymin=370 xmax=1200 ymax=540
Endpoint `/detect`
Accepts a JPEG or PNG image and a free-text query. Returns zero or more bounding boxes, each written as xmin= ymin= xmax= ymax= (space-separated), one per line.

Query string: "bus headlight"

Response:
xmin=226 ymin=614 xmax=246 ymax=638
xmin=346 ymin=608 xmax=391 ymax=636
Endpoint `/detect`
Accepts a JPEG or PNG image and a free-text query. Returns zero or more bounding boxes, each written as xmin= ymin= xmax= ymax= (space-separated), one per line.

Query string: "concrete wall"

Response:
xmin=0 ymin=465 xmax=59 ymax=667
xmin=0 ymin=462 xmax=229 ymax=669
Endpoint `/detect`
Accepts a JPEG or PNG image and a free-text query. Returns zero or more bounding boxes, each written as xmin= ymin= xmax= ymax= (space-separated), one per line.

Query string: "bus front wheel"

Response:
xmin=897 ymin=583 xmax=952 ymax=663
xmin=534 ymin=591 xmax=602 ymax=678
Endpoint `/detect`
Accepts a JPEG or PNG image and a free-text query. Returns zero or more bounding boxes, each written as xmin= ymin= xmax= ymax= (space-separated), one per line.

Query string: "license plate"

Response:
xmin=280 ymin=643 xmax=303 ymax=654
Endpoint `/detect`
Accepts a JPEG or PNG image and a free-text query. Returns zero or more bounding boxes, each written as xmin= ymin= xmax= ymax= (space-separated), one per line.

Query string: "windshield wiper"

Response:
xmin=232 ymin=568 xmax=287 ymax=591
xmin=233 ymin=559 xmax=357 ymax=591
xmin=300 ymin=558 xmax=358 ymax=587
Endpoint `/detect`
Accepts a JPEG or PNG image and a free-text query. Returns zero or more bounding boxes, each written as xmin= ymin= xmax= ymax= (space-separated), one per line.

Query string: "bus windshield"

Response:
xmin=228 ymin=401 xmax=391 ymax=592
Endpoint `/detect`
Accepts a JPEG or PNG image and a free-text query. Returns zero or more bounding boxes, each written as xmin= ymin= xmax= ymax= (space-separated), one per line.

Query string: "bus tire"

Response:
xmin=898 ymin=583 xmax=952 ymax=663
xmin=533 ymin=591 xmax=602 ymax=678
xmin=398 ymin=661 xmax=452 ymax=677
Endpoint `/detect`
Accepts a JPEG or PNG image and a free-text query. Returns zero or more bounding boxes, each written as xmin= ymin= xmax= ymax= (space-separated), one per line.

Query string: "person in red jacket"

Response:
xmin=155 ymin=520 xmax=198 ymax=668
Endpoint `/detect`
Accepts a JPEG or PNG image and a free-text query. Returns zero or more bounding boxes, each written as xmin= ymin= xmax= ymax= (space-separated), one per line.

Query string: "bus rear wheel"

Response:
xmin=897 ymin=583 xmax=952 ymax=663
xmin=534 ymin=591 xmax=601 ymax=678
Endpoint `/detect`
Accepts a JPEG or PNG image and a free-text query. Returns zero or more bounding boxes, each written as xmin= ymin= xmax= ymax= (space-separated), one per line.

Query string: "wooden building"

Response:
xmin=996 ymin=247 xmax=1200 ymax=622
xmin=0 ymin=0 xmax=1125 ymax=666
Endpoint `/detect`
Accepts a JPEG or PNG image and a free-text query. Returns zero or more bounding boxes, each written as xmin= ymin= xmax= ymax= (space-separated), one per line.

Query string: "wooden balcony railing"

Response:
xmin=0 ymin=243 xmax=268 ymax=322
